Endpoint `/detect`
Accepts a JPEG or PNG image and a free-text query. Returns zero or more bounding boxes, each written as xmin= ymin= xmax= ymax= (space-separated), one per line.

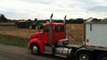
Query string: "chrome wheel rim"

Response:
xmin=79 ymin=54 xmax=89 ymax=60
xmin=32 ymin=46 xmax=38 ymax=54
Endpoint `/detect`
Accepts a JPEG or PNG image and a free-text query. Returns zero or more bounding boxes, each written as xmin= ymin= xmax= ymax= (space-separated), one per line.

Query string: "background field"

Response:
xmin=0 ymin=25 xmax=38 ymax=39
xmin=66 ymin=24 xmax=84 ymax=44
xmin=0 ymin=23 xmax=84 ymax=44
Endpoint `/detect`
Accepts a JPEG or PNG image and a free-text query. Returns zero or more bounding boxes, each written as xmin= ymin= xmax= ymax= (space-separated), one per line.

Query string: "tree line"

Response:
xmin=1 ymin=14 xmax=107 ymax=24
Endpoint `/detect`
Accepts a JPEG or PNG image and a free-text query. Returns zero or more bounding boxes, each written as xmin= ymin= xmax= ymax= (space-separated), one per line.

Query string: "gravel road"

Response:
xmin=0 ymin=44 xmax=65 ymax=60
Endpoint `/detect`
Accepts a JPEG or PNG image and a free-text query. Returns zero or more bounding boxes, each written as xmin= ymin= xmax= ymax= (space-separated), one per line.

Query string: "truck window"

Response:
xmin=55 ymin=26 xmax=64 ymax=32
xmin=43 ymin=26 xmax=49 ymax=32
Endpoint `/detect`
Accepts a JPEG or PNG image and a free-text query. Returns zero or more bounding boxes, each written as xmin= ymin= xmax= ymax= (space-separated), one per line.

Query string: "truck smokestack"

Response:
xmin=64 ymin=15 xmax=67 ymax=38
xmin=49 ymin=13 xmax=54 ymax=47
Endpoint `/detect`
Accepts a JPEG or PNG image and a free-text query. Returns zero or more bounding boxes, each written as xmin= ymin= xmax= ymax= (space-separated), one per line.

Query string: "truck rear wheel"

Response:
xmin=77 ymin=51 xmax=92 ymax=60
xmin=97 ymin=53 xmax=107 ymax=60
xmin=31 ymin=44 xmax=40 ymax=55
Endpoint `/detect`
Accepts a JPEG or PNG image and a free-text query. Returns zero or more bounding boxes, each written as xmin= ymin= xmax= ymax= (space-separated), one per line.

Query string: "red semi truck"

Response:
xmin=28 ymin=14 xmax=107 ymax=60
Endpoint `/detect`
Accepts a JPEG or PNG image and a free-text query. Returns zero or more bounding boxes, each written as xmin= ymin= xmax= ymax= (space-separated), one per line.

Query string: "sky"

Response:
xmin=0 ymin=0 xmax=107 ymax=20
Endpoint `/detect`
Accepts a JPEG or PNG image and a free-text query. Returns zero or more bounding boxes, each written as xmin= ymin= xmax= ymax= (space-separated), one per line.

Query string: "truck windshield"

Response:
xmin=55 ymin=26 xmax=64 ymax=32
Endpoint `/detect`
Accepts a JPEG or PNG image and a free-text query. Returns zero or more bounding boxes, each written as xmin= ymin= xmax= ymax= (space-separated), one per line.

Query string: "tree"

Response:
xmin=34 ymin=18 xmax=37 ymax=22
xmin=0 ymin=14 xmax=7 ymax=22
xmin=25 ymin=19 xmax=32 ymax=28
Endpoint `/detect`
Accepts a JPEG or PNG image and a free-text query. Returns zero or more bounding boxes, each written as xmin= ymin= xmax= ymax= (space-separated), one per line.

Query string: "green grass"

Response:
xmin=0 ymin=35 xmax=28 ymax=48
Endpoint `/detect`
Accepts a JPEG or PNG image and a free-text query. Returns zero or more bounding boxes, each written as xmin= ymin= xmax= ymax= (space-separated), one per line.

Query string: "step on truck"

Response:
xmin=28 ymin=14 xmax=107 ymax=60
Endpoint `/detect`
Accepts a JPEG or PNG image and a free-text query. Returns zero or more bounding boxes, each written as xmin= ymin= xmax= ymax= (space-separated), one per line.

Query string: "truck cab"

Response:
xmin=28 ymin=21 xmax=65 ymax=55
xmin=43 ymin=22 xmax=65 ymax=45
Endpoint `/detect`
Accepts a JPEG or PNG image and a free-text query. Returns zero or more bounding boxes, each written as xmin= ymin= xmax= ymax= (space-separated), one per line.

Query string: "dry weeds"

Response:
xmin=0 ymin=26 xmax=38 ymax=39
xmin=66 ymin=24 xmax=84 ymax=44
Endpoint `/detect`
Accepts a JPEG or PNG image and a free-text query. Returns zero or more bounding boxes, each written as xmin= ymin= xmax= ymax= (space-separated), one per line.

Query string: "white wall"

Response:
xmin=86 ymin=24 xmax=107 ymax=47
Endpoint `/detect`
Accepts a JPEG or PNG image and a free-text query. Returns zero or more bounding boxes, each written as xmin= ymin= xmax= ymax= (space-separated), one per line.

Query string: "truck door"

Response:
xmin=53 ymin=26 xmax=64 ymax=43
xmin=42 ymin=26 xmax=49 ymax=44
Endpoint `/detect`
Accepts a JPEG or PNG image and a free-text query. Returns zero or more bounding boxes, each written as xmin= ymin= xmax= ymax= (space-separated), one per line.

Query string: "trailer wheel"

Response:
xmin=31 ymin=44 xmax=40 ymax=55
xmin=97 ymin=53 xmax=107 ymax=60
xmin=77 ymin=51 xmax=92 ymax=60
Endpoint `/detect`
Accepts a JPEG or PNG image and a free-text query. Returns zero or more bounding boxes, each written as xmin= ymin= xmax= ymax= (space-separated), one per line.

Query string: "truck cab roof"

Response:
xmin=43 ymin=21 xmax=64 ymax=26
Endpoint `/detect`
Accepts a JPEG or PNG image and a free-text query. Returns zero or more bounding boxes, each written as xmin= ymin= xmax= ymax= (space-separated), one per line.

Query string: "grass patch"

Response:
xmin=0 ymin=35 xmax=28 ymax=48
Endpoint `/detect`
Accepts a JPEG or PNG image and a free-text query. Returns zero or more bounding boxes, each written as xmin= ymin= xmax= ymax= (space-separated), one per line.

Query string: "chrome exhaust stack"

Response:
xmin=64 ymin=15 xmax=67 ymax=38
xmin=49 ymin=13 xmax=53 ymax=47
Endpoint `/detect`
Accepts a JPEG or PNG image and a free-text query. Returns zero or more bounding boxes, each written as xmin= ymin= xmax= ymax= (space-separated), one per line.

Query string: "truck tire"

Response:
xmin=77 ymin=51 xmax=92 ymax=60
xmin=67 ymin=49 xmax=76 ymax=60
xmin=31 ymin=44 xmax=40 ymax=55
xmin=97 ymin=53 xmax=107 ymax=60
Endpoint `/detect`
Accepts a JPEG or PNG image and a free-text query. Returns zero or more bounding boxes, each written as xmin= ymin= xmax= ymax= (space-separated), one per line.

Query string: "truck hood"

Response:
xmin=30 ymin=32 xmax=42 ymax=40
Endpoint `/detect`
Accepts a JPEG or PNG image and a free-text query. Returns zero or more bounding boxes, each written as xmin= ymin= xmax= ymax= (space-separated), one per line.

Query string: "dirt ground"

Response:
xmin=0 ymin=24 xmax=84 ymax=44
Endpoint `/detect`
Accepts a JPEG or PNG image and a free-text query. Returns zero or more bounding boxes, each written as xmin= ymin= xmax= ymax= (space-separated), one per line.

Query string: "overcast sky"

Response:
xmin=0 ymin=0 xmax=107 ymax=19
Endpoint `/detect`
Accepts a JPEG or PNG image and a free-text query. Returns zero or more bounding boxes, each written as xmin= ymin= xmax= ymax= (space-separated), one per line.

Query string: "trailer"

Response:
xmin=28 ymin=14 xmax=107 ymax=60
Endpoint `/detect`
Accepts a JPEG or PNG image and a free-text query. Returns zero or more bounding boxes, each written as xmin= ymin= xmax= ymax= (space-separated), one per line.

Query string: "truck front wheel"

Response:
xmin=77 ymin=51 xmax=92 ymax=60
xmin=31 ymin=44 xmax=40 ymax=55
